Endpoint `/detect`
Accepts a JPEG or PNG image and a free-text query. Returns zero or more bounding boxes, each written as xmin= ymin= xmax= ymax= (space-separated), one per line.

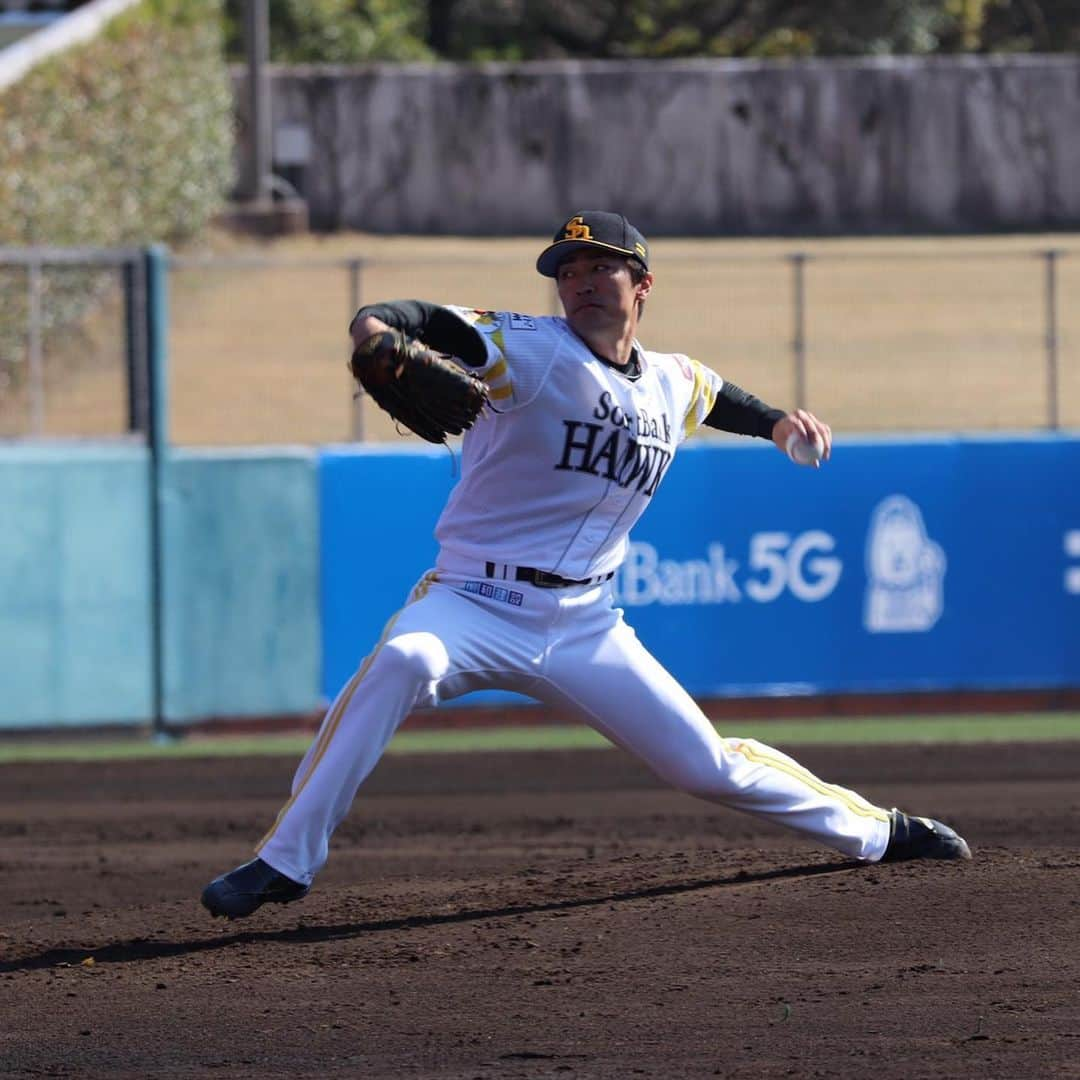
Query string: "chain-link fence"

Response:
xmin=1 ymin=243 xmax=1076 ymax=443
xmin=0 ymin=246 xmax=151 ymax=441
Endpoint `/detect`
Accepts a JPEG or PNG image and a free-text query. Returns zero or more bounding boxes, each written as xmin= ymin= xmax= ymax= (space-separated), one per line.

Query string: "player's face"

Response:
xmin=555 ymin=251 xmax=650 ymax=338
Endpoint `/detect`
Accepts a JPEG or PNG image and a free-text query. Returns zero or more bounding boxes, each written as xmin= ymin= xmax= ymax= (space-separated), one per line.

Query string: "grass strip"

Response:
xmin=0 ymin=712 xmax=1078 ymax=765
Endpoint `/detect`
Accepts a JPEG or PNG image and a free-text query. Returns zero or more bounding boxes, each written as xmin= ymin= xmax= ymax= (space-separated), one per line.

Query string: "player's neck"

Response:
xmin=572 ymin=322 xmax=639 ymax=368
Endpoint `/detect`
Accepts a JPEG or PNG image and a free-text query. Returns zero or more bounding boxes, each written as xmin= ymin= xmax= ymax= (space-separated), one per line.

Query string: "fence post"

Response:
xmin=1043 ymin=250 xmax=1061 ymax=430
xmin=348 ymin=257 xmax=364 ymax=440
xmin=145 ymin=245 xmax=170 ymax=741
xmin=27 ymin=258 xmax=44 ymax=435
xmin=123 ymin=256 xmax=150 ymax=435
xmin=789 ymin=252 xmax=808 ymax=410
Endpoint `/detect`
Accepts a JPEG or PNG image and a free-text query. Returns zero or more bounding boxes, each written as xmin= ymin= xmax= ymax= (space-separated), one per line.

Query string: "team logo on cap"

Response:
xmin=562 ymin=216 xmax=593 ymax=240
xmin=634 ymin=241 xmax=646 ymax=259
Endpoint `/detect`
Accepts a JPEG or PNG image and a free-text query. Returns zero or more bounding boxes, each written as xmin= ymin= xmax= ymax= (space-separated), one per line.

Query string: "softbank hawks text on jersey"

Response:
xmin=555 ymin=392 xmax=673 ymax=496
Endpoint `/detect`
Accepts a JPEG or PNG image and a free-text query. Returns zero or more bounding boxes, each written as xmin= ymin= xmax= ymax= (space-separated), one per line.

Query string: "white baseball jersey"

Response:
xmin=435 ymin=307 xmax=725 ymax=579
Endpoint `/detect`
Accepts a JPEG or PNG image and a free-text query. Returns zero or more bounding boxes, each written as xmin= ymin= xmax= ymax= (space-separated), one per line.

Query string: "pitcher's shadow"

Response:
xmin=0 ymin=858 xmax=863 ymax=974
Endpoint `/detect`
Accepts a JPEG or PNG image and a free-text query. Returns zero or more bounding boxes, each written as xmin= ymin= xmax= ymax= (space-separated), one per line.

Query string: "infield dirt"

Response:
xmin=1 ymin=740 xmax=1077 ymax=1078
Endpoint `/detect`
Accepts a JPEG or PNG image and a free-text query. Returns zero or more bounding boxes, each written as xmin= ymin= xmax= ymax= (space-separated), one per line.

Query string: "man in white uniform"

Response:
xmin=202 ymin=211 xmax=971 ymax=919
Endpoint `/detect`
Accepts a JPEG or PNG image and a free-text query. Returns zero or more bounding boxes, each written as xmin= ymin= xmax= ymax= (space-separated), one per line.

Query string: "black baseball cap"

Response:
xmin=536 ymin=211 xmax=649 ymax=278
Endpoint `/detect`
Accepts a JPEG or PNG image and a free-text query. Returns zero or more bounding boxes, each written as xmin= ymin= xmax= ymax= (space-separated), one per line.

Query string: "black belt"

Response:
xmin=484 ymin=561 xmax=615 ymax=589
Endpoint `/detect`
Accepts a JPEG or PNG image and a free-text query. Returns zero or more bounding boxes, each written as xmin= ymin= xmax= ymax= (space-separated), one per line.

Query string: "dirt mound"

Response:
xmin=0 ymin=742 xmax=1076 ymax=1077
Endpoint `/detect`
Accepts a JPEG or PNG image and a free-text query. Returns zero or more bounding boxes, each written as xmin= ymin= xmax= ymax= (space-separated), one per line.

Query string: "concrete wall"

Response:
xmin=249 ymin=55 xmax=1080 ymax=235
xmin=0 ymin=446 xmax=321 ymax=729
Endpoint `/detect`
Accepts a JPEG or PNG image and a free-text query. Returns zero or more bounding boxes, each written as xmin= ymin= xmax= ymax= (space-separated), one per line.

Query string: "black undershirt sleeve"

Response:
xmin=704 ymin=381 xmax=787 ymax=440
xmin=350 ymin=301 xmax=489 ymax=367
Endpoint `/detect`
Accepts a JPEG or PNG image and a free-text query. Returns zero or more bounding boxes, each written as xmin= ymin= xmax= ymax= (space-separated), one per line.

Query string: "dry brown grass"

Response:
xmin=7 ymin=230 xmax=1080 ymax=444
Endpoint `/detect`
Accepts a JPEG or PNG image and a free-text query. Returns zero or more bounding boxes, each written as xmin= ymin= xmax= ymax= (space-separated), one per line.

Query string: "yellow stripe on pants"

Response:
xmin=729 ymin=739 xmax=891 ymax=822
xmin=256 ymin=572 xmax=438 ymax=851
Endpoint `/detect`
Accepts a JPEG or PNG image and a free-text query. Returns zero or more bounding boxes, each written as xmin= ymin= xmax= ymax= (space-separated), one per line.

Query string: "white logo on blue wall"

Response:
xmin=615 ymin=531 xmax=841 ymax=606
xmin=864 ymin=496 xmax=946 ymax=633
xmin=1065 ymin=530 xmax=1080 ymax=595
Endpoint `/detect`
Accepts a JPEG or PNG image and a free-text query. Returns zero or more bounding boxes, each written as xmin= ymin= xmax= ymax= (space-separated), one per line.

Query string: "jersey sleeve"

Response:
xmin=680 ymin=357 xmax=725 ymax=440
xmin=442 ymin=307 xmax=556 ymax=411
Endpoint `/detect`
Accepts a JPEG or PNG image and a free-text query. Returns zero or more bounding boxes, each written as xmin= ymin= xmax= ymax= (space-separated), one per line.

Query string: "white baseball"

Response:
xmin=785 ymin=429 xmax=824 ymax=466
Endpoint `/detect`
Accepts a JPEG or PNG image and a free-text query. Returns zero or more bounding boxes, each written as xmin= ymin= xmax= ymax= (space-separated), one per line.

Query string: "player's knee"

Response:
xmin=676 ymin=774 xmax=721 ymax=801
xmin=666 ymin=756 xmax=733 ymax=800
xmin=376 ymin=633 xmax=449 ymax=686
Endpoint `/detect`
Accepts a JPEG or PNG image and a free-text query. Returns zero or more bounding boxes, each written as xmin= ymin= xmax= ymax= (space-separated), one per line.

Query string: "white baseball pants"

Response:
xmin=257 ymin=560 xmax=892 ymax=885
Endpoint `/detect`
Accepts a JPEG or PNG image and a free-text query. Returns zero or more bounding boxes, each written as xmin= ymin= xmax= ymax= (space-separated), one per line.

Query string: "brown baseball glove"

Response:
xmin=350 ymin=329 xmax=489 ymax=444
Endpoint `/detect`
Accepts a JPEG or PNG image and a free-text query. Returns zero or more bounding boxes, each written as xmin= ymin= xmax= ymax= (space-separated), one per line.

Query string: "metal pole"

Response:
xmin=123 ymin=260 xmax=138 ymax=432
xmin=790 ymin=253 xmax=808 ymax=410
xmin=1044 ymin=250 xmax=1060 ymax=430
xmin=123 ymin=256 xmax=150 ymax=434
xmin=348 ymin=258 xmax=362 ymax=316
xmin=27 ymin=259 xmax=44 ymax=435
xmin=145 ymin=245 xmax=171 ymax=741
xmin=244 ymin=0 xmax=272 ymax=203
xmin=348 ymin=258 xmax=364 ymax=441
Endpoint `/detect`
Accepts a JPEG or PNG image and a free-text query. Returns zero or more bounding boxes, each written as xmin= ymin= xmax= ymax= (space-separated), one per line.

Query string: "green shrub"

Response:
xmin=0 ymin=0 xmax=234 ymax=248
xmin=222 ymin=0 xmax=432 ymax=63
xmin=0 ymin=0 xmax=234 ymax=405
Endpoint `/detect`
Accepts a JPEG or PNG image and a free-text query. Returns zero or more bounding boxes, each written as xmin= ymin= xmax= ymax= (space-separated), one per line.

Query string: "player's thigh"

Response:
xmin=370 ymin=576 xmax=540 ymax=701
xmin=540 ymin=616 xmax=724 ymax=789
xmin=368 ymin=580 xmax=476 ymax=686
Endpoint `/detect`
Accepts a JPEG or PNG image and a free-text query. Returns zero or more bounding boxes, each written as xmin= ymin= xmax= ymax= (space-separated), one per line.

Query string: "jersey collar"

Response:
xmin=559 ymin=320 xmax=645 ymax=380
xmin=587 ymin=341 xmax=643 ymax=380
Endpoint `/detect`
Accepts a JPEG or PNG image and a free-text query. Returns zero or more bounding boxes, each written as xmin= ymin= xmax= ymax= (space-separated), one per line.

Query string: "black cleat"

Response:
xmin=881 ymin=809 xmax=972 ymax=863
xmin=201 ymin=857 xmax=309 ymax=919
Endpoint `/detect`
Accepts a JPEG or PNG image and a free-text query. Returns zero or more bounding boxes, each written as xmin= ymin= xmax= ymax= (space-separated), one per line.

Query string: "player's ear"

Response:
xmin=635 ymin=271 xmax=654 ymax=303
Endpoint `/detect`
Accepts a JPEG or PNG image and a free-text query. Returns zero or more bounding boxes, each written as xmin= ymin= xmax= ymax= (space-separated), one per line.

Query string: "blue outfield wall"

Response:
xmin=0 ymin=445 xmax=153 ymax=728
xmin=319 ymin=435 xmax=1080 ymax=704
xmin=319 ymin=445 xmax=451 ymax=687
xmin=2 ymin=436 xmax=1076 ymax=730
xmin=162 ymin=449 xmax=321 ymax=724
xmin=0 ymin=445 xmax=321 ymax=729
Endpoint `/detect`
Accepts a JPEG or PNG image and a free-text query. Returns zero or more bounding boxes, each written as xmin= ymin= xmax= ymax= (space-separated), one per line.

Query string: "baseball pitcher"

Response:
xmin=202 ymin=211 xmax=970 ymax=919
